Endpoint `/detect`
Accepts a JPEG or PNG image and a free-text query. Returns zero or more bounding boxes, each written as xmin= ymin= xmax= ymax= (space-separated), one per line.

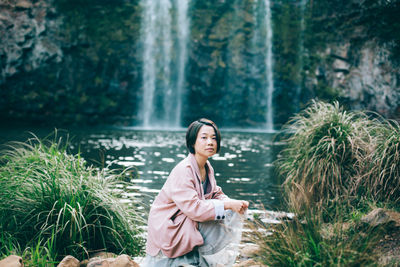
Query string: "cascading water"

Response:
xmin=139 ymin=0 xmax=190 ymax=128
xmin=264 ymin=0 xmax=274 ymax=131
xmin=225 ymin=0 xmax=275 ymax=129
xmin=175 ymin=0 xmax=190 ymax=127
xmin=295 ymin=0 xmax=307 ymax=112
xmin=249 ymin=0 xmax=275 ymax=130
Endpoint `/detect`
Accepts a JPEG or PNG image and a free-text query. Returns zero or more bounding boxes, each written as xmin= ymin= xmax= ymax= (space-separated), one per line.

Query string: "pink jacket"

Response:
xmin=145 ymin=153 xmax=227 ymax=258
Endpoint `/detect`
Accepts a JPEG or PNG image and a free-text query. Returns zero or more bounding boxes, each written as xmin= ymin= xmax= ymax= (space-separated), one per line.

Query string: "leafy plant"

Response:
xmin=368 ymin=119 xmax=400 ymax=203
xmin=251 ymin=208 xmax=378 ymax=267
xmin=0 ymin=133 xmax=144 ymax=260
xmin=278 ymin=101 xmax=370 ymax=213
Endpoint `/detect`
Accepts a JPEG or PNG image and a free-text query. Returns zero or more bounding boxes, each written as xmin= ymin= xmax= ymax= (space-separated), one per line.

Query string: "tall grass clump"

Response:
xmin=0 ymin=134 xmax=144 ymax=261
xmin=252 ymin=208 xmax=378 ymax=267
xmin=249 ymin=101 xmax=400 ymax=266
xmin=368 ymin=119 xmax=400 ymax=204
xmin=279 ymin=101 xmax=370 ymax=213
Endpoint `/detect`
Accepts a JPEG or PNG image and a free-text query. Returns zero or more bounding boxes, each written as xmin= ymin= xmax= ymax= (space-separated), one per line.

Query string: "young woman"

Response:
xmin=143 ymin=119 xmax=249 ymax=267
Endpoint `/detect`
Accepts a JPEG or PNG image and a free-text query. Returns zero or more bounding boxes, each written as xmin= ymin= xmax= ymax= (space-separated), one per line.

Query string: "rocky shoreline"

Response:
xmin=0 ymin=208 xmax=398 ymax=267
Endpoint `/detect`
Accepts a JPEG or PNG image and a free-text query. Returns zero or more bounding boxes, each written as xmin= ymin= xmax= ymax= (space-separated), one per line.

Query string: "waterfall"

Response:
xmin=175 ymin=0 xmax=190 ymax=127
xmin=265 ymin=0 xmax=274 ymax=131
xmin=139 ymin=0 xmax=190 ymax=128
xmin=251 ymin=0 xmax=275 ymax=130
xmin=296 ymin=0 xmax=307 ymax=112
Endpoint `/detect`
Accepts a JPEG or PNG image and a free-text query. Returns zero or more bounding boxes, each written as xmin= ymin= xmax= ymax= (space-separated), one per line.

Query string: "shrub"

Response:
xmin=368 ymin=119 xmax=400 ymax=203
xmin=0 ymin=134 xmax=144 ymax=261
xmin=251 ymin=207 xmax=378 ymax=267
xmin=278 ymin=101 xmax=370 ymax=211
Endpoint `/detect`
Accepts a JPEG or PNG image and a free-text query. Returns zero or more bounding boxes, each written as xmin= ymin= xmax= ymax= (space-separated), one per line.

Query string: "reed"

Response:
xmin=0 ymin=133 xmax=144 ymax=261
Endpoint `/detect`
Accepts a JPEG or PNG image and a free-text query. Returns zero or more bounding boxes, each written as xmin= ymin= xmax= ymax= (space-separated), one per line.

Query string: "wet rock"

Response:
xmin=0 ymin=255 xmax=24 ymax=267
xmin=361 ymin=208 xmax=395 ymax=227
xmin=57 ymin=255 xmax=79 ymax=267
xmin=0 ymin=0 xmax=63 ymax=82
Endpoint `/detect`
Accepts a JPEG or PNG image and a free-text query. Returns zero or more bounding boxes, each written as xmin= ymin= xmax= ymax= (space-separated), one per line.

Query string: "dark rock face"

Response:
xmin=301 ymin=0 xmax=400 ymax=120
xmin=304 ymin=41 xmax=400 ymax=119
xmin=0 ymin=0 xmax=139 ymax=125
xmin=0 ymin=0 xmax=62 ymax=82
xmin=1 ymin=0 xmax=399 ymax=127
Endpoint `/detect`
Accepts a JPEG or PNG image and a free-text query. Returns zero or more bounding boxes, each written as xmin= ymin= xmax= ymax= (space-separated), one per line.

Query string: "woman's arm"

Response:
xmin=168 ymin=168 xmax=219 ymax=222
xmin=224 ymin=199 xmax=249 ymax=214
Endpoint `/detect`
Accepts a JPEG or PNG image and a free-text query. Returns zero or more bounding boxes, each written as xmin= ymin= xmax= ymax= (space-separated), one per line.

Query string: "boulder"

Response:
xmin=0 ymin=255 xmax=23 ymax=267
xmin=361 ymin=208 xmax=395 ymax=227
xmin=86 ymin=254 xmax=139 ymax=267
xmin=57 ymin=255 xmax=79 ymax=267
xmin=15 ymin=0 xmax=33 ymax=9
xmin=233 ymin=259 xmax=266 ymax=267
xmin=89 ymin=252 xmax=118 ymax=260
xmin=239 ymin=243 xmax=260 ymax=258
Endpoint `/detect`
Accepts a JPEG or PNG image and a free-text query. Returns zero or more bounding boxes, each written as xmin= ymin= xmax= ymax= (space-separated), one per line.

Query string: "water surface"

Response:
xmin=0 ymin=125 xmax=285 ymax=211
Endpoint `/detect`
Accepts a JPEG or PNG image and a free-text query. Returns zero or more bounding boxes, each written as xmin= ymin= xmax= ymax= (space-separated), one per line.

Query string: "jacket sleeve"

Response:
xmin=212 ymin=185 xmax=228 ymax=200
xmin=167 ymin=167 xmax=216 ymax=222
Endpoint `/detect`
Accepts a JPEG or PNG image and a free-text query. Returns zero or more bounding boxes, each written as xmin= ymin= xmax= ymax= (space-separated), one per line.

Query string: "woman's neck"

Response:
xmin=194 ymin=153 xmax=207 ymax=170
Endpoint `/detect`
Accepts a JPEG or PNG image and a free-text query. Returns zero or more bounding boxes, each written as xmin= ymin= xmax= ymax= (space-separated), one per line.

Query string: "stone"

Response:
xmin=90 ymin=252 xmax=118 ymax=260
xmin=86 ymin=254 xmax=139 ymax=267
xmin=361 ymin=208 xmax=394 ymax=227
xmin=333 ymin=58 xmax=350 ymax=73
xmin=57 ymin=255 xmax=79 ymax=267
xmin=233 ymin=259 xmax=266 ymax=267
xmin=240 ymin=243 xmax=260 ymax=258
xmin=387 ymin=211 xmax=400 ymax=227
xmin=112 ymin=255 xmax=139 ymax=267
xmin=0 ymin=255 xmax=23 ymax=267
xmin=15 ymin=0 xmax=32 ymax=9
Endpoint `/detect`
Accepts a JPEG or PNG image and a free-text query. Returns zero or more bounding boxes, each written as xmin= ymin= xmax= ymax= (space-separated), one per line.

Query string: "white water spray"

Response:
xmin=265 ymin=0 xmax=274 ymax=131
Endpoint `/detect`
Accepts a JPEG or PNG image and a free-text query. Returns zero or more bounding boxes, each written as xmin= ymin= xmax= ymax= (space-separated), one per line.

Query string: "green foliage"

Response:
xmin=279 ymin=101 xmax=369 ymax=211
xmin=367 ymin=119 xmax=400 ymax=203
xmin=0 ymin=133 xmax=144 ymax=260
xmin=263 ymin=100 xmax=400 ymax=266
xmin=252 ymin=209 xmax=378 ymax=267
xmin=0 ymin=233 xmax=57 ymax=266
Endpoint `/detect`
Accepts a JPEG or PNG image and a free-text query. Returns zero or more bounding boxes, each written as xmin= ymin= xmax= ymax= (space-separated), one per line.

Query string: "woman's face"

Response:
xmin=193 ymin=125 xmax=217 ymax=158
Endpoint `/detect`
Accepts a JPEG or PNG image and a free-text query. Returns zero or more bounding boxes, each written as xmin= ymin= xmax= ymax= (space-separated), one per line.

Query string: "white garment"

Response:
xmin=142 ymin=210 xmax=244 ymax=267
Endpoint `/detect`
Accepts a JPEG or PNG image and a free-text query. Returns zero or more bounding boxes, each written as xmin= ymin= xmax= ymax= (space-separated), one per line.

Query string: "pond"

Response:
xmin=0 ymin=125 xmax=286 ymax=213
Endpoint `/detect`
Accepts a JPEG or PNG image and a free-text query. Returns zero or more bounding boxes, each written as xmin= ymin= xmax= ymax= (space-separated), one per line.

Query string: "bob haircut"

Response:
xmin=186 ymin=118 xmax=221 ymax=154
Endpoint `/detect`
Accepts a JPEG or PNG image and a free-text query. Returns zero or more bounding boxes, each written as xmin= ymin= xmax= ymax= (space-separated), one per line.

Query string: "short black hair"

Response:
xmin=186 ymin=118 xmax=221 ymax=154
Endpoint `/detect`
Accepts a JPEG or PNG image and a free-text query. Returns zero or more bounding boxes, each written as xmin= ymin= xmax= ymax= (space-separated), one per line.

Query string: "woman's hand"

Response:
xmin=224 ymin=199 xmax=249 ymax=214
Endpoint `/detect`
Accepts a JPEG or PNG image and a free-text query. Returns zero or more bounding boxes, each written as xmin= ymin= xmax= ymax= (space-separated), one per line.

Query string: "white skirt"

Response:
xmin=142 ymin=210 xmax=244 ymax=267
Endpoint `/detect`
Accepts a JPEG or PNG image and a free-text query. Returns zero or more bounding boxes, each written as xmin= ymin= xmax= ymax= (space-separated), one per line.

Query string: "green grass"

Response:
xmin=251 ymin=100 xmax=399 ymax=266
xmin=0 ymin=133 xmax=144 ymax=264
xmin=278 ymin=101 xmax=371 ymax=213
xmin=368 ymin=119 xmax=400 ymax=203
xmin=252 ymin=207 xmax=379 ymax=267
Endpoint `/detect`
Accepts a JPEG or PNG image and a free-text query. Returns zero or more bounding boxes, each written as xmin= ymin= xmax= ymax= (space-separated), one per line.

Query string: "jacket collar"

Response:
xmin=187 ymin=153 xmax=211 ymax=182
